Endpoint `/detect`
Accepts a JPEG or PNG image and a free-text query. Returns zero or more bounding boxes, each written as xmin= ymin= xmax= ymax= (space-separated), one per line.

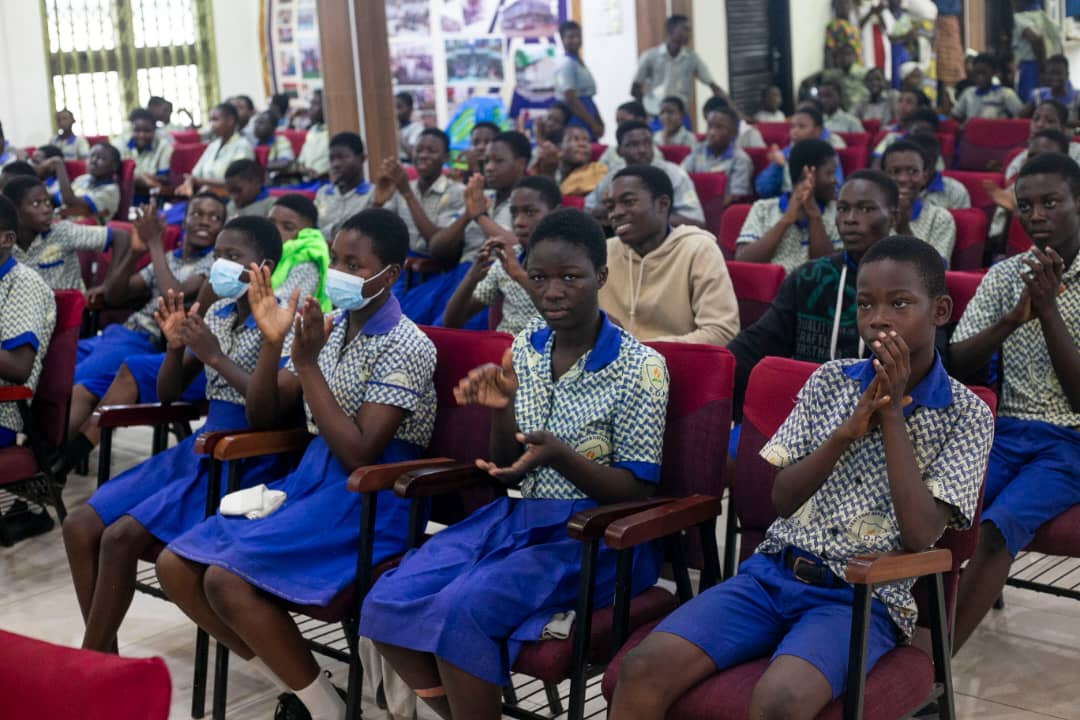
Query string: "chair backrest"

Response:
xmin=0 ymin=629 xmax=171 ymax=720
xmin=836 ymin=145 xmax=868 ymax=176
xmin=717 ymin=203 xmax=751 ymax=259
xmin=689 ymin=171 xmax=728 ymax=236
xmin=169 ymin=130 xmax=202 ymax=144
xmin=836 ymin=132 xmax=869 ymax=153
xmin=937 ymin=132 xmax=956 ymax=169
xmin=658 ymin=144 xmax=692 ymax=165
xmin=957 ymin=119 xmax=1030 ymax=171
xmin=726 ymin=261 xmax=785 ymax=328
xmin=744 ymin=146 xmax=772 ymax=177
xmin=268 ymin=187 xmax=316 ymax=200
xmin=64 ymin=160 xmax=86 ymax=179
xmin=33 ymin=291 xmax=87 ymax=449
xmin=590 ymin=143 xmax=607 ymax=163
xmin=1006 ymin=215 xmax=1033 ymax=256
xmin=85 ymin=135 xmax=109 ymax=147
xmin=947 ymin=207 xmax=988 ymax=271
xmin=115 ymin=159 xmax=136 ymax=221
xmin=938 ymin=117 xmax=959 ymax=137
xmin=169 ymin=143 xmax=206 ymax=180
xmin=253 ymin=144 xmax=270 ymax=167
xmin=754 ymin=122 xmax=789 ymax=147
xmin=1003 ymin=146 xmax=1026 ymax=183
xmin=945 ymin=270 xmax=984 ymax=324
xmin=278 ymin=129 xmax=307 ymax=157
xmin=942 ymin=170 xmax=1003 ymax=216
xmin=861 ymin=118 xmax=882 ymax=139
xmin=561 ymin=195 xmax=585 ymax=209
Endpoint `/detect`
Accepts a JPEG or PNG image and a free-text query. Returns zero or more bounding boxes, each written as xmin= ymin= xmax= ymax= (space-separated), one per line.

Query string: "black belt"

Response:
xmin=781 ymin=548 xmax=846 ymax=588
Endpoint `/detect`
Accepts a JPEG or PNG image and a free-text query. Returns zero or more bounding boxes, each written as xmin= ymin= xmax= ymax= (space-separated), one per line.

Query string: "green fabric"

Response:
xmin=271 ymin=228 xmax=331 ymax=311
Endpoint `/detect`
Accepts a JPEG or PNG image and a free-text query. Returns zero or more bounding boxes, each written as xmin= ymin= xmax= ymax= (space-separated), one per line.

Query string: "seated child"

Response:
xmin=608 ymin=235 xmax=994 ymax=720
xmin=989 ymin=128 xmax=1072 ymax=249
xmin=44 ymin=144 xmax=122 ymax=222
xmin=881 ymin=139 xmax=957 ymax=264
xmin=1005 ymin=100 xmax=1080 ymax=184
xmin=601 ymin=165 xmax=739 ymax=345
xmin=907 ymin=133 xmax=971 ymax=209
xmin=359 ymin=208 xmax=668 ymax=720
xmin=681 ymin=102 xmax=755 ymax=200
xmin=454 ymin=120 xmax=500 ymax=181
xmin=531 ymin=125 xmax=608 ymax=197
xmin=0 ymin=161 xmax=35 ymax=192
xmin=952 ymin=153 xmax=1080 ymax=651
xmin=854 ymin=67 xmax=898 ymax=125
xmin=252 ymin=110 xmax=295 ymax=176
xmin=818 ymin=79 xmax=865 ymax=134
xmin=30 ymin=144 xmax=66 ymax=205
xmin=396 ymin=91 xmax=425 ymax=162
xmin=739 ymin=139 xmax=842 ymax=274
xmin=598 ymin=102 xmax=663 ymax=170
xmin=1012 ymin=0 xmax=1063 ymax=104
xmin=1025 ymin=53 xmax=1079 ymax=123
xmin=177 ymin=103 xmax=255 ymax=195
xmin=873 ymin=106 xmax=942 ymax=169
xmin=755 ymin=105 xmax=846 ymax=199
xmin=295 ymin=90 xmax=329 ymax=182
xmin=48 ymin=109 xmax=91 ymax=160
xmin=952 ymin=53 xmax=1024 ymax=122
xmin=61 ymin=215 xmax=294 ymax=652
xmin=118 ymin=108 xmax=174 ymax=204
xmin=224 ymin=160 xmax=274 ymax=219
xmin=754 ymin=85 xmax=786 ymax=123
xmin=442 ymin=176 xmax=558 ymax=335
xmin=156 ymin=208 xmax=435 ymax=720
xmin=313 ymin=132 xmax=373 ymax=240
xmin=653 ymin=96 xmax=698 ymax=148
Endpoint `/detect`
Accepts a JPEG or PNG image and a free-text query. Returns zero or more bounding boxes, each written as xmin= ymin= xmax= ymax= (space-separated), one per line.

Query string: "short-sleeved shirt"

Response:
xmin=379 ymin=176 xmax=467 ymax=255
xmin=633 ymin=44 xmax=717 ymax=115
xmin=0 ymin=258 xmax=56 ymax=436
xmin=298 ymin=123 xmax=330 ymax=177
xmin=757 ymin=358 xmax=994 ymax=637
xmin=653 ymin=127 xmax=698 ymax=148
xmin=922 ymin=173 xmax=971 ymax=210
xmin=823 ymin=110 xmax=865 ymax=134
xmin=587 ymin=158 xmax=704 ymax=223
xmin=554 ymin=54 xmax=597 ymax=98
xmin=226 ymin=189 xmax=275 ymax=219
xmin=70 ymin=175 xmax=120 ymax=219
xmin=1032 ymin=86 xmax=1080 ymax=123
xmin=285 ymin=295 xmax=436 ymax=446
xmin=472 ymin=245 xmax=539 ymax=336
xmin=681 ymin=143 xmax=755 ymax=196
xmin=49 ymin=134 xmax=90 ymax=160
xmin=275 ymin=261 xmax=321 ymax=302
xmin=900 ymin=199 xmax=956 ymax=265
xmin=315 ymin=181 xmax=374 ymax=241
xmin=952 ymin=252 xmax=1080 ymax=428
xmin=737 ymin=194 xmax=842 ymax=275
xmin=119 ymin=137 xmax=173 ymax=177
xmin=259 ymin=134 xmax=296 ymax=164
xmin=737 ymin=121 xmax=767 ymax=150
xmin=202 ymin=298 xmax=293 ymax=405
xmin=855 ymin=91 xmax=898 ymax=125
xmin=14 ymin=222 xmax=112 ymax=291
xmin=1013 ymin=10 xmax=1063 ymax=63
xmin=1005 ymin=144 xmax=1080 ymax=185
xmin=953 ymin=86 xmax=1025 ymax=121
xmin=192 ymin=134 xmax=255 ymax=180
xmin=511 ymin=315 xmax=669 ymax=499
xmin=597 ymin=145 xmax=663 ymax=172
xmin=125 ymin=246 xmax=215 ymax=341
xmin=461 ymin=195 xmax=513 ymax=264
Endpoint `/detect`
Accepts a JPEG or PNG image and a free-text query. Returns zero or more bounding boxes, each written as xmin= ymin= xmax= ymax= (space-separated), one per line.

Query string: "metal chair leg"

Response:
xmin=543 ymin=681 xmax=564 ymax=716
xmin=191 ymin=628 xmax=209 ymax=718
xmin=211 ymin=641 xmax=230 ymax=719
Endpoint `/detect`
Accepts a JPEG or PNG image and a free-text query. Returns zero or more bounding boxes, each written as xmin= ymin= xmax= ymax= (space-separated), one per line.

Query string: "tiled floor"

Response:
xmin=2 ymin=424 xmax=1079 ymax=720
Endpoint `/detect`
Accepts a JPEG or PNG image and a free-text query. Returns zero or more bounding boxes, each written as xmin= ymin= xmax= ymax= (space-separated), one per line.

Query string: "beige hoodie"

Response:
xmin=599 ymin=225 xmax=740 ymax=346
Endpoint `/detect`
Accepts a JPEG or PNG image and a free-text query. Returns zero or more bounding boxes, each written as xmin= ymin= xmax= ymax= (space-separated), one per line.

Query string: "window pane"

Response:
xmin=132 ymin=0 xmax=196 ymax=48
xmin=47 ymin=0 xmax=117 ymax=53
xmin=52 ymin=72 xmax=123 ymax=137
xmin=137 ymin=65 xmax=204 ymax=126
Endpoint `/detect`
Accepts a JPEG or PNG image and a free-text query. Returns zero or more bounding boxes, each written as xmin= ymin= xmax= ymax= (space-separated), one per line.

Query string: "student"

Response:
xmin=396 ymin=91 xmax=424 ymax=162
xmin=754 ymin=85 xmax=786 ymax=123
xmin=632 ymin=14 xmax=723 ymax=117
xmin=872 ymin=105 xmax=939 ymax=167
xmin=881 ymin=139 xmax=957 ymax=264
xmin=442 ymin=176 xmax=559 ymax=334
xmin=907 ymin=133 xmax=971 ymax=209
xmin=654 ymin=96 xmax=698 ymax=147
xmin=1005 ymin=100 xmax=1080 ymax=185
xmin=608 ymin=235 xmax=994 ymax=720
xmin=48 ymin=109 xmax=91 ymax=160
xmin=597 ymin=102 xmax=664 ymax=171
xmin=230 ymin=95 xmax=258 ymax=144
xmin=818 ymin=79 xmax=865 ymax=134
xmin=41 ymin=143 xmax=122 ymax=222
xmin=601 ymin=165 xmax=739 ymax=345
xmin=952 ymin=152 xmax=1080 ymax=653
xmin=296 ymin=89 xmax=329 ymax=181
xmin=532 ymin=125 xmax=608 ymax=197
xmin=2 ymin=176 xmax=129 ymax=291
xmin=61 ymin=215 xmax=292 ymax=652
xmin=1012 ymin=0 xmax=1063 ymax=104
xmin=586 ymin=121 xmax=705 ymax=227
xmin=178 ymin=103 xmax=255 ymax=195
xmin=554 ymin=20 xmax=604 ymax=140
xmin=360 ymin=208 xmax=668 ymax=720
xmin=157 ymin=209 xmax=436 ymax=720
xmin=536 ymin=103 xmax=569 ymax=146
xmin=0 ymin=161 xmax=35 ymax=192
xmin=822 ymin=42 xmax=868 ymax=111
xmin=269 ymin=94 xmax=291 ymax=129
xmin=1025 ymin=54 xmax=1079 ymax=122
xmin=988 ymin=128 xmax=1072 ymax=251
xmin=118 ymin=108 xmax=174 ymax=204
xmin=313 ymin=132 xmax=373 ymax=240
xmin=456 ymin=120 xmax=500 ymax=180
xmin=224 ymin=159 xmax=274 ymax=219
xmin=681 ymin=102 xmax=755 ymax=200
xmin=854 ymin=67 xmax=898 ymax=125
xmin=755 ymin=106 xmax=846 ymax=200
xmin=739 ymin=139 xmax=842 ymax=274
xmin=252 ymin=110 xmax=295 ymax=175
xmin=952 ymin=54 xmax=1025 ymax=122
xmin=31 ymin=145 xmax=66 ymax=204
xmin=825 ymin=0 xmax=861 ymax=68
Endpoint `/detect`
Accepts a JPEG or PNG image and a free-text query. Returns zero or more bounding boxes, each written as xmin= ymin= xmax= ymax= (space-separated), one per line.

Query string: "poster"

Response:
xmin=445 ymin=38 xmax=505 ymax=84
xmin=391 ymin=41 xmax=436 ymax=85
xmin=266 ymin=0 xmax=323 ymax=99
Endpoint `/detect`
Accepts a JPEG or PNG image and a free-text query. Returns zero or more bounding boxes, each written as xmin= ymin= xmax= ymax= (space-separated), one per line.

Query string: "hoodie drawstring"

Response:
xmin=830 ymin=264 xmax=865 ymax=361
xmin=626 ymin=244 xmax=646 ymax=332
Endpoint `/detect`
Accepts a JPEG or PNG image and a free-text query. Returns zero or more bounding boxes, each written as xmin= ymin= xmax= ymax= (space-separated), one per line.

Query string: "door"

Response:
xmin=726 ymin=0 xmax=793 ymax=116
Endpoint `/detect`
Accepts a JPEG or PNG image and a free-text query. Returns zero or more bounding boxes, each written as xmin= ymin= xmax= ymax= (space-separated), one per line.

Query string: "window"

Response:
xmin=41 ymin=0 xmax=219 ymax=137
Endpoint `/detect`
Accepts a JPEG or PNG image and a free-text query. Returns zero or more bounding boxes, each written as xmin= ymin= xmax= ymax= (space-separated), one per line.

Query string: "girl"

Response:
xmin=48 ymin=109 xmax=91 ymax=160
xmin=45 ymin=143 xmax=122 ymax=221
xmin=252 ymin=110 xmax=296 ymax=176
xmin=554 ymin=20 xmax=604 ymax=140
xmin=360 ymin=208 xmax=669 ymax=720
xmin=61 ymin=215 xmax=293 ymax=652
xmin=120 ymin=108 xmax=174 ymax=205
xmin=176 ymin=103 xmax=255 ymax=195
xmin=156 ymin=208 xmax=436 ymax=720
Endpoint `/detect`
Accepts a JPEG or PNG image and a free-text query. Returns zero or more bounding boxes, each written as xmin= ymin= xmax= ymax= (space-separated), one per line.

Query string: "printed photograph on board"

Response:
xmin=445 ymin=38 xmax=504 ymax=83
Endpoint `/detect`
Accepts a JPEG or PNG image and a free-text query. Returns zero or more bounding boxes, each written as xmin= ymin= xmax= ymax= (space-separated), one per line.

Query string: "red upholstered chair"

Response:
xmin=561 ymin=195 xmax=586 ymax=209
xmin=169 ymin=130 xmax=202 ymax=145
xmin=64 ymin=159 xmax=86 ymax=179
xmin=836 ymin=132 xmax=869 ymax=153
xmin=0 ymin=291 xmax=86 ymax=541
xmin=659 ymin=144 xmax=692 ymax=165
xmin=956 ymin=119 xmax=1031 ymax=171
xmin=113 ymin=159 xmax=136 ymax=222
xmin=169 ymin=143 xmax=206 ymax=183
xmin=0 ymin=629 xmax=171 ymax=720
xmin=1003 ymin=146 xmax=1026 ymax=181
xmin=268 ymin=187 xmax=316 ymax=200
xmin=937 ymin=132 xmax=956 ymax=169
xmin=744 ymin=147 xmax=772 ymax=178
xmin=942 ymin=170 xmax=1004 ymax=217
xmin=404 ymin=164 xmax=418 ymax=180
xmin=754 ymin=122 xmax=790 ymax=147
xmin=85 ymin=134 xmax=109 ymax=147
xmin=726 ymin=261 xmax=785 ymax=328
xmin=253 ymin=144 xmax=270 ymax=167
xmin=947 ymin=208 xmax=988 ymax=271
xmin=689 ymin=172 xmax=728 ymax=236
xmin=938 ymin=117 xmax=959 ymax=137
xmin=278 ymin=129 xmax=307 ymax=157
xmin=590 ymin=143 xmax=607 ymax=162
xmin=862 ymin=119 xmax=882 ymax=139
xmin=945 ymin=271 xmax=984 ymax=325
xmin=717 ymin=203 xmax=752 ymax=260
xmin=1006 ymin=215 xmax=1033 ymax=256
xmin=837 ymin=145 xmax=868 ymax=176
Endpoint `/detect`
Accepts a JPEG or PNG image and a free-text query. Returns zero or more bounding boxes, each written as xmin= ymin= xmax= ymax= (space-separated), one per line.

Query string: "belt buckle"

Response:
xmin=791 ymin=556 xmax=819 ymax=585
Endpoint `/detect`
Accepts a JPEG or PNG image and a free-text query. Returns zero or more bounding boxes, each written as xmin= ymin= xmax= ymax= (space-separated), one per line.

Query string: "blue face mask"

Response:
xmin=209 ymin=258 xmax=248 ymax=299
xmin=325 ymin=266 xmax=390 ymax=311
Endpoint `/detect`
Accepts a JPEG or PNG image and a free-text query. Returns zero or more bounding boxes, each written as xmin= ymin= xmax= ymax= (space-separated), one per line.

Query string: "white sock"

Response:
xmin=246 ymin=657 xmax=288 ymax=692
xmin=295 ymin=671 xmax=345 ymax=720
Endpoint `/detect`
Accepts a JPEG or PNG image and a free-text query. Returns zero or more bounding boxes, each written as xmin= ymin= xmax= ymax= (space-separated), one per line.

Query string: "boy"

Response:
xmin=882 ymin=139 xmax=957 ymax=264
xmin=1026 ymin=54 xmax=1079 ymax=123
xmin=536 ymin=125 xmax=608 ymax=197
xmin=872 ymin=105 xmax=940 ymax=167
xmin=754 ymin=86 xmax=786 ymax=123
xmin=854 ymin=67 xmax=898 ymax=125
xmin=43 ymin=144 xmax=122 ymax=222
xmin=755 ymin=105 xmax=845 ymax=200
xmin=681 ymin=102 xmax=755 ymax=199
xmin=118 ymin=108 xmax=173 ymax=204
xmin=229 ymin=95 xmax=257 ymax=144
xmin=1006 ymin=101 xmax=1080 ymax=185
xmin=818 ymin=79 xmax=865 ymax=134
xmin=952 ymin=54 xmax=1024 ymax=122
xmin=295 ymin=89 xmax=329 ymax=181
xmin=739 ymin=139 xmax=842 ymax=274
xmin=598 ymin=102 xmax=663 ymax=171
xmin=907 ymin=133 xmax=971 ymax=209
xmin=313 ymin=132 xmax=373 ymax=240
xmin=989 ymin=128 xmax=1072 ymax=253
xmin=952 ymin=152 xmax=1080 ymax=652
xmin=224 ymin=159 xmax=274 ymax=219
xmin=252 ymin=110 xmax=295 ymax=175
xmin=631 ymin=13 xmax=723 ymax=117
xmin=396 ymin=91 xmax=424 ymax=162
xmin=30 ymin=145 xmax=64 ymax=203
xmin=1012 ymin=0 xmax=1064 ymax=104
xmin=457 ymin=120 xmax=500 ymax=180
xmin=608 ymin=235 xmax=994 ymax=720
xmin=654 ymin=96 xmax=698 ymax=147
xmin=48 ymin=109 xmax=90 ymax=160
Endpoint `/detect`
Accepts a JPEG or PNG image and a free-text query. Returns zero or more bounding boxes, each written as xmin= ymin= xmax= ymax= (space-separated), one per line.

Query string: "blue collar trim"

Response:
xmin=332 ymin=181 xmax=372 ymax=197
xmin=911 ymin=197 xmax=924 ymax=221
xmin=778 ymin=192 xmax=827 ymax=231
xmin=926 ymin=172 xmax=945 ymax=193
xmin=974 ymin=84 xmax=999 ymax=97
xmin=0 ymin=255 xmax=15 ymax=281
xmin=843 ymin=351 xmax=953 ymax=416
xmin=705 ymin=141 xmax=736 ymax=161
xmin=528 ymin=311 xmax=623 ymax=373
xmin=252 ymin=187 xmax=270 ymax=203
xmin=334 ymin=293 xmax=402 ymax=335
xmin=842 ymin=251 xmax=858 ymax=270
xmin=173 ymin=239 xmax=215 ymax=259
xmin=213 ymin=301 xmax=259 ymax=328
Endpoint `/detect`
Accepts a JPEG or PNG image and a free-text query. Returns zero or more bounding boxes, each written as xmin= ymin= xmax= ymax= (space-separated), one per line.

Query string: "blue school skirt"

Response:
xmin=359 ymin=496 xmax=663 ymax=685
xmin=75 ymin=325 xmax=159 ymax=398
xmin=87 ymin=401 xmax=289 ymax=543
xmin=566 ymin=97 xmax=602 ymax=141
xmin=395 ymin=260 xmax=487 ymax=329
xmin=1018 ymin=60 xmax=1040 ymax=104
xmin=166 ymin=435 xmax=421 ymax=606
xmin=124 ymin=351 xmax=207 ymax=404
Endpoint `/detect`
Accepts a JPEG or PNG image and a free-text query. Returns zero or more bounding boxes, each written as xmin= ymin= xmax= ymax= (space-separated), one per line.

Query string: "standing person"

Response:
xmin=823 ymin=43 xmax=870 ymax=111
xmin=934 ymin=0 xmax=966 ymax=90
xmin=396 ymin=92 xmax=425 ymax=163
xmin=1012 ymin=0 xmax=1064 ymax=103
xmin=825 ymin=0 xmax=862 ymax=69
xmin=48 ymin=109 xmax=91 ymax=160
xmin=631 ymin=14 xmax=724 ymax=120
xmin=554 ymin=20 xmax=604 ymax=141
xmin=176 ymin=103 xmax=255 ymax=195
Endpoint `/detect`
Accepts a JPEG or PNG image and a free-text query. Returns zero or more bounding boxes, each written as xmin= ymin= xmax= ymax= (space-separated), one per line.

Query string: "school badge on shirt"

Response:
xmin=639 ymin=355 xmax=668 ymax=397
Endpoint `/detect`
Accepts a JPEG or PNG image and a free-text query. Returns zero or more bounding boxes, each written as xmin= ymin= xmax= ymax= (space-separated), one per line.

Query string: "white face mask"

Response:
xmin=324 ymin=266 xmax=391 ymax=310
xmin=209 ymin=258 xmax=248 ymax=299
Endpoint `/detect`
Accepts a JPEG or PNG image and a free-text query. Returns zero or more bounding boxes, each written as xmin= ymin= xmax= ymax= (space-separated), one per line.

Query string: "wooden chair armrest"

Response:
xmin=844 ymin=549 xmax=953 ymax=585
xmin=212 ymin=428 xmax=312 ymax=461
xmin=347 ymin=457 xmax=457 ymax=494
xmin=393 ymin=462 xmax=492 ymax=497
xmin=0 ymin=386 xmax=32 ymax=402
xmin=566 ymin=498 xmax=676 ymax=541
xmin=94 ymin=401 xmax=208 ymax=429
xmin=603 ymin=494 xmax=724 ymax=550
xmin=193 ymin=429 xmax=258 ymax=456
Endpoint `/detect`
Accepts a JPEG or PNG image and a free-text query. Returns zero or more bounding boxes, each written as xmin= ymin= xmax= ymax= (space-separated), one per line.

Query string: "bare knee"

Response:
xmin=99 ymin=516 xmax=151 ymax=561
xmin=203 ymin=565 xmax=254 ymax=622
xmin=615 ymin=642 xmax=680 ymax=706
xmin=62 ymin=506 xmax=105 ymax=553
xmin=156 ymin=549 xmax=197 ymax=598
xmin=976 ymin=521 xmax=1008 ymax=559
xmin=749 ymin=682 xmax=804 ymax=720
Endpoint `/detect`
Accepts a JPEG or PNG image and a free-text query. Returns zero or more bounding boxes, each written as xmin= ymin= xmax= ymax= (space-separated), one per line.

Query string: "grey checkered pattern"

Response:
xmin=472 ymin=245 xmax=540 ymax=336
xmin=71 ymin=175 xmax=120 ymax=219
xmin=461 ymin=196 xmax=512 ymax=264
xmin=126 ymin=250 xmax=215 ymax=341
xmin=379 ymin=176 xmax=467 ymax=255
xmin=901 ymin=203 xmax=956 ymax=267
xmin=14 ymin=221 xmax=110 ymax=291
xmin=315 ymin=183 xmax=375 ymax=241
xmin=202 ymin=299 xmax=293 ymax=405
xmin=922 ymin=177 xmax=971 ymax=210
xmin=0 ymin=263 xmax=56 ymax=434
xmin=737 ymin=198 xmax=842 ymax=275
xmin=274 ymin=261 xmax=321 ymax=302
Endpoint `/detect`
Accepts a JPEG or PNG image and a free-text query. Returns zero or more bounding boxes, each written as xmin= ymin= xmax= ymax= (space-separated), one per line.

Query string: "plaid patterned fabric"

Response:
xmin=737 ymin=196 xmax=842 ymax=275
xmin=903 ymin=201 xmax=956 ymax=266
xmin=202 ymin=298 xmax=293 ymax=405
xmin=0 ymin=259 xmax=56 ymax=435
xmin=472 ymin=244 xmax=539 ymax=336
xmin=314 ymin=182 xmax=375 ymax=241
xmin=126 ymin=247 xmax=214 ymax=341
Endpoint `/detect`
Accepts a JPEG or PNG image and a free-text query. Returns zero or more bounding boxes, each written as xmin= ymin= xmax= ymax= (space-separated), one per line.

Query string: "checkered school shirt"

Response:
xmin=952 ymin=252 xmax=1080 ymax=428
xmin=275 ymin=261 xmax=321 ymax=302
xmin=70 ymin=175 xmax=120 ymax=219
xmin=922 ymin=174 xmax=971 ymax=210
xmin=202 ymin=299 xmax=293 ymax=406
xmin=0 ymin=258 xmax=56 ymax=436
xmin=191 ymin=133 xmax=255 ymax=180
xmin=737 ymin=195 xmax=841 ymax=275
xmin=900 ymin=200 xmax=956 ymax=267
xmin=286 ymin=295 xmax=436 ymax=446
xmin=125 ymin=246 xmax=215 ymax=341
xmin=378 ymin=176 xmax=467 ymax=255
xmin=511 ymin=315 xmax=669 ymax=499
xmin=120 ymin=136 xmax=174 ymax=177
xmin=472 ymin=244 xmax=539 ymax=336
xmin=315 ymin=181 xmax=374 ymax=241
xmin=14 ymin=221 xmax=112 ymax=291
xmin=681 ymin=143 xmax=755 ymax=197
xmin=757 ymin=358 xmax=993 ymax=637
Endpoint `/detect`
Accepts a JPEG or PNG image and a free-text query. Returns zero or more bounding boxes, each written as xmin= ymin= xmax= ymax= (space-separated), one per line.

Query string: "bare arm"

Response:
xmin=442 ymin=243 xmax=496 ymax=329
xmin=0 ymin=346 xmax=35 ymax=385
xmin=736 ymin=214 xmax=794 ymax=264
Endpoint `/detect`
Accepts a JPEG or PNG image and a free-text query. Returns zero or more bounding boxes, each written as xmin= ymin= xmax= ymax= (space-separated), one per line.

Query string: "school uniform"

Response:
xmin=737 ymin=194 xmax=842 ymax=275
xmin=1004 ymin=144 xmax=1080 ymax=186
xmin=226 ymin=188 xmax=275 ymax=219
xmin=48 ymin=134 xmax=90 ymax=160
xmin=1031 ymin=85 xmax=1080 ymax=124
xmin=68 ymin=175 xmax=120 ymax=219
xmin=681 ymin=142 xmax=755 ymax=196
xmin=119 ymin=136 xmax=173 ymax=179
xmin=653 ymin=127 xmax=698 ymax=149
xmin=87 ymin=299 xmax=295 ymax=541
xmin=587 ymin=158 xmax=705 ymax=224
xmin=855 ymin=90 xmax=899 ymax=125
xmin=13 ymin=221 xmax=113 ymax=291
xmin=471 ymin=245 xmax=539 ymax=336
xmin=952 ymin=253 xmax=1080 ymax=556
xmin=823 ymin=110 xmax=865 ymax=135
xmin=314 ymin=181 xmax=374 ymax=240
xmin=554 ymin=53 xmax=602 ymax=139
xmin=871 ymin=130 xmax=946 ymax=171
xmin=359 ymin=314 xmax=668 ymax=685
xmin=297 ymin=122 xmax=329 ymax=177
xmin=754 ymin=141 xmax=847 ymax=200
xmin=737 ymin=121 xmax=767 ymax=150
xmin=257 ymin=134 xmax=295 ymax=164
xmin=633 ymin=44 xmax=717 ymax=116
xmin=898 ymin=199 xmax=956 ymax=266
xmin=0 ymin=258 xmax=56 ymax=448
xmin=398 ymin=121 xmax=424 ymax=162
xmin=377 ymin=176 xmax=466 ymax=256
xmin=597 ymin=145 xmax=663 ymax=173
xmin=191 ymin=133 xmax=254 ymax=180
xmin=167 ymin=296 xmax=437 ymax=606
xmin=1013 ymin=7 xmax=1063 ymax=103
xmin=655 ymin=357 xmax=993 ymax=699
xmin=922 ymin=172 xmax=971 ymax=210
xmin=952 ymin=85 xmax=1025 ymax=121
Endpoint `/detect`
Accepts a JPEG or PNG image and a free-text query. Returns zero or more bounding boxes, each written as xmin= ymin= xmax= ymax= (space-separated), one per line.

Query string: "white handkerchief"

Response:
xmin=219 ymin=484 xmax=287 ymax=519
xmin=540 ymin=610 xmax=576 ymax=640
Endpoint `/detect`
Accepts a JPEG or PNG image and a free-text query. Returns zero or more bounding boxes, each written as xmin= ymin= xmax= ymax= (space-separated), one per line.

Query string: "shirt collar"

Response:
xmin=974 ymin=84 xmax=997 ymax=97
xmin=252 ymin=187 xmax=270 ymax=203
xmin=332 ymin=180 xmax=372 ymax=197
xmin=332 ymin=293 xmax=402 ymax=336
xmin=0 ymin=255 xmax=15 ymax=281
xmin=926 ymin=172 xmax=945 ymax=193
xmin=528 ymin=311 xmax=623 ymax=373
xmin=173 ymin=238 xmax=215 ymax=259
xmin=213 ymin=301 xmax=260 ymax=328
xmin=705 ymin=141 xmax=736 ymax=161
xmin=778 ymin=192 xmax=827 ymax=230
xmin=911 ymin=197 xmax=924 ymax=221
xmin=842 ymin=351 xmax=953 ymax=416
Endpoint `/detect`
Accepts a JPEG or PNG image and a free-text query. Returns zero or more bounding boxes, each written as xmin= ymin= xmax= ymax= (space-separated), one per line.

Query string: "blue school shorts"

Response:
xmin=0 ymin=429 xmax=15 ymax=448
xmin=74 ymin=325 xmax=158 ymax=398
xmin=655 ymin=551 xmax=898 ymax=699
xmin=124 ymin=352 xmax=206 ymax=404
xmin=981 ymin=417 xmax=1080 ymax=556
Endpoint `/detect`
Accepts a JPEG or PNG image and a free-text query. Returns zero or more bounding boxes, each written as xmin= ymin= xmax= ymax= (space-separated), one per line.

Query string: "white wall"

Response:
xmin=692 ymin=0 xmax=729 ymax=124
xmin=211 ymin=0 xmax=266 ymax=104
xmin=0 ymin=2 xmax=53 ymax=147
xmin=580 ymin=0 xmax=639 ymax=144
xmin=790 ymin=0 xmax=831 ymax=89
